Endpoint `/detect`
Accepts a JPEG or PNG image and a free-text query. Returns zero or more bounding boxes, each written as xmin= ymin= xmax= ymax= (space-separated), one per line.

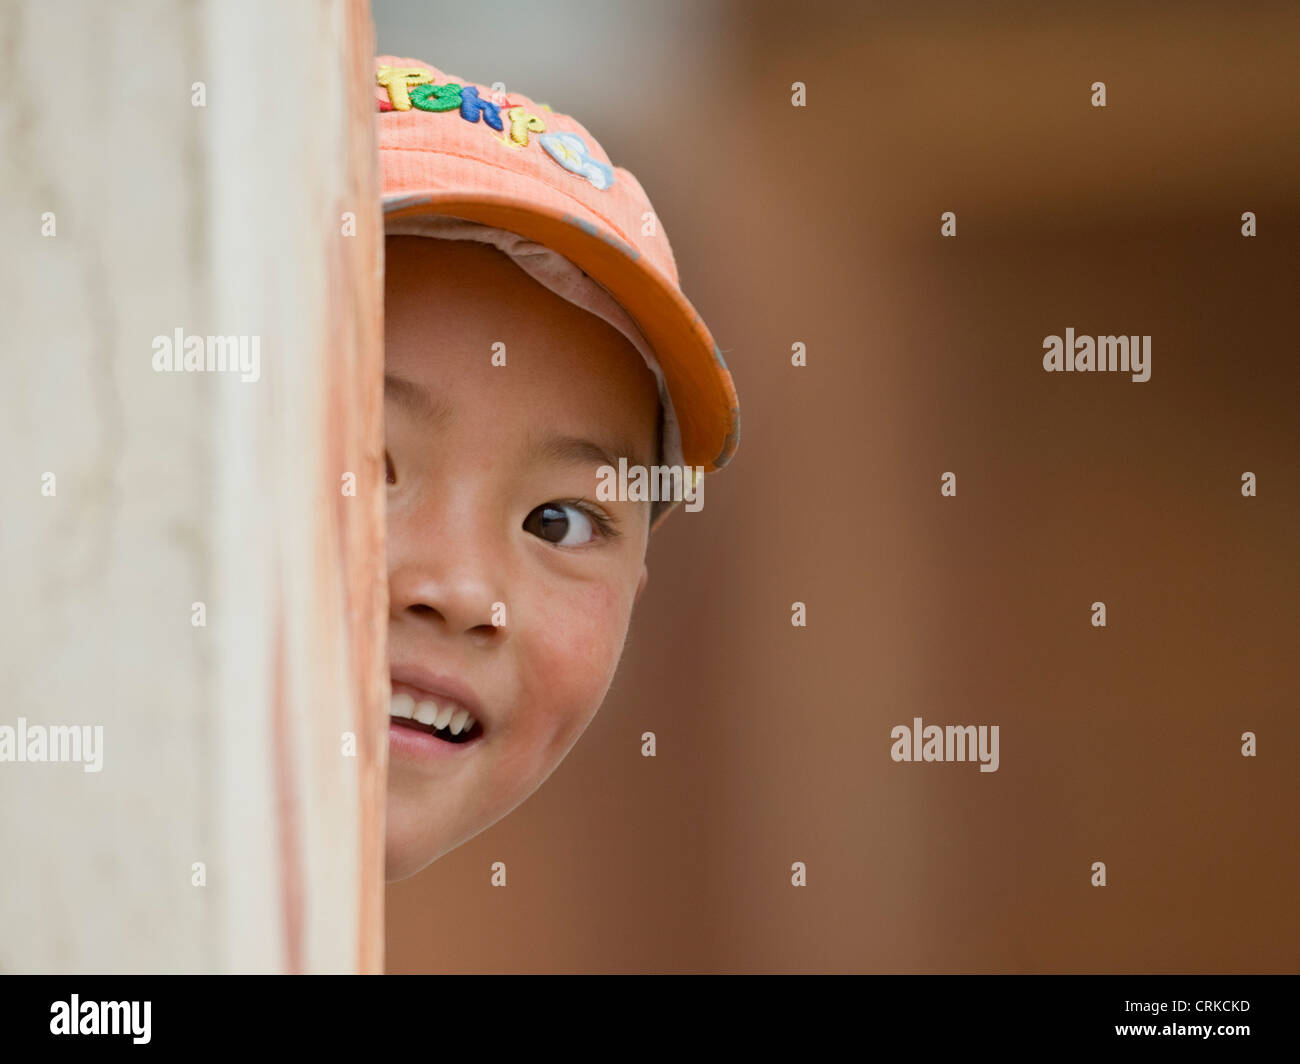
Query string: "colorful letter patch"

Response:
xmin=377 ymin=66 xmax=614 ymax=192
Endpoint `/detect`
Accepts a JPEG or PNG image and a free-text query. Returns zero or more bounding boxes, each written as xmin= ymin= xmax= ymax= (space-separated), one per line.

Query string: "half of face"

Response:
xmin=382 ymin=235 xmax=660 ymax=881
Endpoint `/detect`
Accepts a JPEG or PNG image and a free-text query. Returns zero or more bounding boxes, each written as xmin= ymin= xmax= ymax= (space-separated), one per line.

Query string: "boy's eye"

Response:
xmin=523 ymin=502 xmax=596 ymax=546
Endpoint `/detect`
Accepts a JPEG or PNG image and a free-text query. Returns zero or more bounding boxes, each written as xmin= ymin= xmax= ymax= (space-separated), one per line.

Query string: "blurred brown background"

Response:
xmin=378 ymin=0 xmax=1300 ymax=972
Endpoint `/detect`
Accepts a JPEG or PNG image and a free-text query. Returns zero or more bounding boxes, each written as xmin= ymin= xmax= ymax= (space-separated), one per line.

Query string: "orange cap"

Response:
xmin=374 ymin=56 xmax=739 ymax=473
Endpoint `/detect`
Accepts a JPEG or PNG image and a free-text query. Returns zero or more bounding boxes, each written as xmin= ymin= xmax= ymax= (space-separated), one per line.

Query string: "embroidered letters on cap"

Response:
xmin=377 ymin=65 xmax=434 ymax=110
xmin=410 ymin=82 xmax=462 ymax=112
xmin=506 ymin=107 xmax=546 ymax=146
xmin=376 ymin=65 xmax=615 ymax=191
xmin=458 ymin=85 xmax=504 ymax=131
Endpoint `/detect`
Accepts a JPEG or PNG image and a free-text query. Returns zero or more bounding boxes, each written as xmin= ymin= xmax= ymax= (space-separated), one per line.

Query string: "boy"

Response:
xmin=374 ymin=57 xmax=739 ymax=882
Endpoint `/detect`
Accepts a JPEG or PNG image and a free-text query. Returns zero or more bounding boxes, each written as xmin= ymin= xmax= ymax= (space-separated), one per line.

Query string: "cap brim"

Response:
xmin=383 ymin=191 xmax=739 ymax=473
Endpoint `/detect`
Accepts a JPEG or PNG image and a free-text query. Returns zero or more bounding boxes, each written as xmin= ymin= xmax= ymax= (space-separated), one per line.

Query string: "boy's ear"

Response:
xmin=635 ymin=563 xmax=650 ymax=602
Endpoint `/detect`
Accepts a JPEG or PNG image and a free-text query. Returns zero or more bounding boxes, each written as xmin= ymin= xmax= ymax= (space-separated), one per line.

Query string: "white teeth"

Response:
xmin=391 ymin=688 xmax=480 ymax=739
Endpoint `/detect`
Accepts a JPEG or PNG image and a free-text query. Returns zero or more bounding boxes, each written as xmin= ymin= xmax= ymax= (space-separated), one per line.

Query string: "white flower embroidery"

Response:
xmin=539 ymin=132 xmax=615 ymax=191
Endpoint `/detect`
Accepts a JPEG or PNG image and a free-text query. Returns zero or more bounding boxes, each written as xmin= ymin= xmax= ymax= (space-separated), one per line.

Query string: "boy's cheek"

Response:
xmin=515 ymin=578 xmax=634 ymax=753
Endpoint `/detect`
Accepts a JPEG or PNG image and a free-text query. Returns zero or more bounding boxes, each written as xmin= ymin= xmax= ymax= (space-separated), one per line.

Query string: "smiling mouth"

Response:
xmin=390 ymin=690 xmax=482 ymax=744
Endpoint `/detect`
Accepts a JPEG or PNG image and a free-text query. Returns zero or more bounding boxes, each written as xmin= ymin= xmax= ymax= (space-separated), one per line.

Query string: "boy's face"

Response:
xmin=383 ymin=234 xmax=659 ymax=882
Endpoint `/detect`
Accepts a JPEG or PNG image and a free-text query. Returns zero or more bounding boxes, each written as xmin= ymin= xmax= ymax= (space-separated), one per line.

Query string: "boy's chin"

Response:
xmin=385 ymin=852 xmax=429 ymax=884
xmin=384 ymin=800 xmax=455 ymax=882
xmin=384 ymin=791 xmax=500 ymax=882
xmin=385 ymin=829 xmax=447 ymax=883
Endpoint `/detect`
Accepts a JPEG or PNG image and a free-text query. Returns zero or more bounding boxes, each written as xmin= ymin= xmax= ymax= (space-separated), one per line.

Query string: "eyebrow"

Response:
xmin=533 ymin=432 xmax=648 ymax=473
xmin=384 ymin=373 xmax=452 ymax=424
xmin=385 ymin=372 xmax=648 ymax=471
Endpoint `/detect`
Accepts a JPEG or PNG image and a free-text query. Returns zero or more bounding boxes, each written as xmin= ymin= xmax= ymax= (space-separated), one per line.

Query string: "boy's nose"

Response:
xmin=387 ymin=541 xmax=507 ymax=643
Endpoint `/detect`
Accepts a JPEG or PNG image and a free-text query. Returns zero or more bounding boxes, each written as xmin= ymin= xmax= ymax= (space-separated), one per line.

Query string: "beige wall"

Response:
xmin=0 ymin=0 xmax=386 ymax=974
